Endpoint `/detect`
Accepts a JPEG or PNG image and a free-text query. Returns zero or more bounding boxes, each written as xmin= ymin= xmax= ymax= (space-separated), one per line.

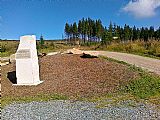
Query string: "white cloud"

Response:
xmin=123 ymin=0 xmax=160 ymax=18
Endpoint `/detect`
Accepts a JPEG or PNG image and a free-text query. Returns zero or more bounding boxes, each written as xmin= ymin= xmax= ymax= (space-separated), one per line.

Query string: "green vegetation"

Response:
xmin=2 ymin=55 xmax=160 ymax=109
xmin=0 ymin=40 xmax=72 ymax=57
xmin=64 ymin=18 xmax=160 ymax=58
xmin=82 ymin=56 xmax=160 ymax=108
xmin=99 ymin=40 xmax=160 ymax=59
xmin=64 ymin=18 xmax=160 ymax=44
xmin=99 ymin=56 xmax=128 ymax=65
xmin=65 ymin=18 xmax=104 ymax=44
xmin=125 ymin=74 xmax=160 ymax=99
xmin=0 ymin=40 xmax=19 ymax=57
xmin=39 ymin=35 xmax=45 ymax=47
xmin=37 ymin=41 xmax=72 ymax=54
xmin=101 ymin=56 xmax=160 ymax=99
xmin=83 ymin=93 xmax=138 ymax=108
xmin=1 ymin=93 xmax=68 ymax=109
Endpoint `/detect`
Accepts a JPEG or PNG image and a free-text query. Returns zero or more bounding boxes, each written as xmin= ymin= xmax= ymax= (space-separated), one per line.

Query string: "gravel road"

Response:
xmin=2 ymin=100 xmax=160 ymax=120
xmin=83 ymin=51 xmax=160 ymax=75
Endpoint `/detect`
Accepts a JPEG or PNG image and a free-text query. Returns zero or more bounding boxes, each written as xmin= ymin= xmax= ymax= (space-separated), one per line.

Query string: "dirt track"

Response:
xmin=83 ymin=51 xmax=160 ymax=75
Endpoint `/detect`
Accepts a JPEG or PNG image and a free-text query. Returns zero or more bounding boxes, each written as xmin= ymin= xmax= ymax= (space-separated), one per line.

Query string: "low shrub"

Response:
xmin=125 ymin=74 xmax=160 ymax=99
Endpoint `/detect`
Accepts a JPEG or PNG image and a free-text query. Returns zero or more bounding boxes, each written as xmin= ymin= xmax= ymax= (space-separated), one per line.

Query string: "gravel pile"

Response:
xmin=2 ymin=100 xmax=160 ymax=120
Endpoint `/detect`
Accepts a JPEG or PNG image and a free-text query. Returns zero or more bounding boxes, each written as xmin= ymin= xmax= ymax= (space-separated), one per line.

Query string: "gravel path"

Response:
xmin=83 ymin=51 xmax=160 ymax=75
xmin=2 ymin=100 xmax=160 ymax=120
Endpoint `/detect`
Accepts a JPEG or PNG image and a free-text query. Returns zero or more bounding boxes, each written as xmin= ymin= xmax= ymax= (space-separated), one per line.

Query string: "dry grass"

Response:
xmin=0 ymin=40 xmax=19 ymax=57
xmin=99 ymin=40 xmax=160 ymax=59
xmin=0 ymin=40 xmax=72 ymax=57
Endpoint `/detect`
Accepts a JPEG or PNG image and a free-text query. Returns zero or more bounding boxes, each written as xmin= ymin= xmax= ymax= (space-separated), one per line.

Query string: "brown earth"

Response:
xmin=1 ymin=54 xmax=138 ymax=98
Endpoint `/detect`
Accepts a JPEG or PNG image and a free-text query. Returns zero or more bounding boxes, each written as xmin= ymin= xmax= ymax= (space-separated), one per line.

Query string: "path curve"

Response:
xmin=83 ymin=51 xmax=160 ymax=75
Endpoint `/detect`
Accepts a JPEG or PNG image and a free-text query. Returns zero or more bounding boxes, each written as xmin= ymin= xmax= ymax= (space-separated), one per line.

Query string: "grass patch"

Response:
xmin=124 ymin=74 xmax=160 ymax=99
xmin=1 ymin=93 xmax=68 ymax=109
xmin=78 ymin=92 xmax=140 ymax=108
xmin=98 ymin=56 xmax=160 ymax=106
xmin=0 ymin=51 xmax=13 ymax=57
xmin=99 ymin=55 xmax=128 ymax=65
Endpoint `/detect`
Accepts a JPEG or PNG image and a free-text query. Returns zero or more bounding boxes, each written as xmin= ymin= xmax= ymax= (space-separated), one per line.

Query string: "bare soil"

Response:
xmin=1 ymin=54 xmax=138 ymax=98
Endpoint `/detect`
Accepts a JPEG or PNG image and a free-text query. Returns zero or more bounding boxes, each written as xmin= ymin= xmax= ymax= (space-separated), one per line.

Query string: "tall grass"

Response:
xmin=0 ymin=41 xmax=19 ymax=57
xmin=100 ymin=40 xmax=160 ymax=58
xmin=0 ymin=40 xmax=72 ymax=57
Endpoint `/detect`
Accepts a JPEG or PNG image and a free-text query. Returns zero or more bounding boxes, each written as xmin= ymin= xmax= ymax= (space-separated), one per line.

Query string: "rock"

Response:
xmin=0 ymin=62 xmax=9 ymax=66
xmin=9 ymin=54 xmax=15 ymax=63
xmin=83 ymin=51 xmax=100 ymax=56
xmin=81 ymin=53 xmax=98 ymax=58
xmin=67 ymin=48 xmax=83 ymax=54
xmin=47 ymin=52 xmax=60 ymax=56
xmin=0 ymin=57 xmax=9 ymax=62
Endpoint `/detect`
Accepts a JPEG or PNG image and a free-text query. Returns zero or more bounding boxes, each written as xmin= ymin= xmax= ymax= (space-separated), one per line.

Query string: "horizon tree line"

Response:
xmin=64 ymin=18 xmax=160 ymax=45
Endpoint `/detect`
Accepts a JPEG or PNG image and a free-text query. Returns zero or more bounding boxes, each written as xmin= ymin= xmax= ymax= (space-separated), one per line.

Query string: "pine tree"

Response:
xmin=158 ymin=27 xmax=160 ymax=39
xmin=40 ymin=35 xmax=44 ymax=46
xmin=137 ymin=28 xmax=140 ymax=40
xmin=70 ymin=24 xmax=73 ymax=39
xmin=72 ymin=22 xmax=78 ymax=39
xmin=87 ymin=18 xmax=93 ymax=42
xmin=108 ymin=21 xmax=113 ymax=41
xmin=84 ymin=19 xmax=89 ymax=41
xmin=113 ymin=23 xmax=117 ymax=37
xmin=124 ymin=24 xmax=130 ymax=41
xmin=149 ymin=26 xmax=154 ymax=39
xmin=101 ymin=30 xmax=108 ymax=45
xmin=92 ymin=20 xmax=96 ymax=37
xmin=132 ymin=26 xmax=137 ymax=41
xmin=140 ymin=27 xmax=145 ymax=40
xmin=65 ymin=23 xmax=70 ymax=40
xmin=78 ymin=20 xmax=82 ymax=39
xmin=64 ymin=18 xmax=160 ymax=44
xmin=115 ymin=26 xmax=121 ymax=39
xmin=144 ymin=27 xmax=149 ymax=41
xmin=81 ymin=18 xmax=86 ymax=43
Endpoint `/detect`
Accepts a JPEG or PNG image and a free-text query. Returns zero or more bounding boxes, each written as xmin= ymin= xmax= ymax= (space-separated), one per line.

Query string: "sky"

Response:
xmin=0 ymin=0 xmax=160 ymax=40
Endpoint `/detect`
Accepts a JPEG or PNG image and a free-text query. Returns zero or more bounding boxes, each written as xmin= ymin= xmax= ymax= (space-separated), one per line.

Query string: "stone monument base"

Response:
xmin=13 ymin=81 xmax=43 ymax=86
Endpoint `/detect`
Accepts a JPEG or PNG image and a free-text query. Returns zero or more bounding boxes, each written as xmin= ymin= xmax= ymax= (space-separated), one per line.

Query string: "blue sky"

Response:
xmin=0 ymin=0 xmax=160 ymax=40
